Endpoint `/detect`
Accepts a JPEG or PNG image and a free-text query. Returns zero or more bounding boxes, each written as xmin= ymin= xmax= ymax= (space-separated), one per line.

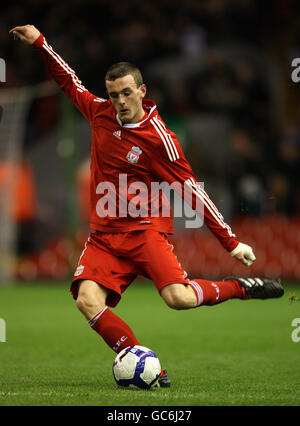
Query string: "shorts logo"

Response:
xmin=74 ymin=265 xmax=85 ymax=276
xmin=126 ymin=146 xmax=142 ymax=164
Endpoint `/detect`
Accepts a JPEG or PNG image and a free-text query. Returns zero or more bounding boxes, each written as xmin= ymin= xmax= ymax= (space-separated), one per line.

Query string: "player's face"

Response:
xmin=106 ymin=75 xmax=146 ymax=124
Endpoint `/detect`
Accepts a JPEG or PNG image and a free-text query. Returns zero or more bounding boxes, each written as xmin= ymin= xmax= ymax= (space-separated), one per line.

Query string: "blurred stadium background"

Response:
xmin=0 ymin=0 xmax=299 ymax=283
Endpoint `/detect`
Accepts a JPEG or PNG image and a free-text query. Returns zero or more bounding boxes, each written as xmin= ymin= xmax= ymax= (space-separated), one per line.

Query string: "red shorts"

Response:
xmin=71 ymin=230 xmax=189 ymax=307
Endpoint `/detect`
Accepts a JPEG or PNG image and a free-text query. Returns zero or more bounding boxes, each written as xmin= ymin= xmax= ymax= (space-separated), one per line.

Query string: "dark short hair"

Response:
xmin=105 ymin=62 xmax=143 ymax=87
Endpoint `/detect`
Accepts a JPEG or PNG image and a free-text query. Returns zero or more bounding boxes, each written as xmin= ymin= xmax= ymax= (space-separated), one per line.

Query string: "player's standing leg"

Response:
xmin=74 ymin=279 xmax=171 ymax=387
xmin=76 ymin=280 xmax=141 ymax=353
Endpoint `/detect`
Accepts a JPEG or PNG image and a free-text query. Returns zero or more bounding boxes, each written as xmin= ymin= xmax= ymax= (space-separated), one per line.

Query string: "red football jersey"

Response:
xmin=33 ymin=34 xmax=238 ymax=252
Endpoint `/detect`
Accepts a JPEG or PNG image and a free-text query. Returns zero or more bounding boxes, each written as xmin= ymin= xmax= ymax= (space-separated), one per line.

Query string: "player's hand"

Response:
xmin=230 ymin=242 xmax=256 ymax=267
xmin=9 ymin=25 xmax=40 ymax=45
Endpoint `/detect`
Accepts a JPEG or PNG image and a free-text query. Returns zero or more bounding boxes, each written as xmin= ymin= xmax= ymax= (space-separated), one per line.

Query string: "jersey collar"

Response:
xmin=116 ymin=100 xmax=157 ymax=128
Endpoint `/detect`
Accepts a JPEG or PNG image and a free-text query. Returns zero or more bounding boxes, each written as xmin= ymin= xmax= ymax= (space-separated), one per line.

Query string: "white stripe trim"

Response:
xmin=188 ymin=177 xmax=226 ymax=224
xmin=185 ymin=179 xmax=234 ymax=236
xmin=153 ymin=116 xmax=179 ymax=160
xmin=185 ymin=179 xmax=219 ymax=225
xmin=42 ymin=40 xmax=87 ymax=93
xmin=88 ymin=306 xmax=108 ymax=326
xmin=44 ymin=39 xmax=84 ymax=90
xmin=150 ymin=118 xmax=174 ymax=162
xmin=186 ymin=177 xmax=234 ymax=233
xmin=167 ymin=133 xmax=179 ymax=160
xmin=150 ymin=118 xmax=180 ymax=162
xmin=43 ymin=38 xmax=75 ymax=73
xmin=94 ymin=98 xmax=106 ymax=102
xmin=188 ymin=178 xmax=227 ymax=227
xmin=153 ymin=117 xmax=177 ymax=160
xmin=189 ymin=280 xmax=203 ymax=306
xmin=78 ymin=237 xmax=90 ymax=263
xmin=153 ymin=117 xmax=180 ymax=161
xmin=43 ymin=41 xmax=85 ymax=93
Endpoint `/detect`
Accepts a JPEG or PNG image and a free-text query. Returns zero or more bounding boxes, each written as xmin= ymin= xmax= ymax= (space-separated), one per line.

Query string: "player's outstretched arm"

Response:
xmin=9 ymin=25 xmax=40 ymax=45
xmin=150 ymin=118 xmax=256 ymax=267
xmin=9 ymin=25 xmax=105 ymax=122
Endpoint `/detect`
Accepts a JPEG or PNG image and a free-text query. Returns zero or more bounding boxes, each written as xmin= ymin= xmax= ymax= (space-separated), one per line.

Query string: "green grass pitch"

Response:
xmin=0 ymin=279 xmax=299 ymax=406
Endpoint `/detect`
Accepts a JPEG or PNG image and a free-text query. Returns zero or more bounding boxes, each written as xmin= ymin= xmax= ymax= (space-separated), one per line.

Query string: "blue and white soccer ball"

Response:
xmin=113 ymin=345 xmax=161 ymax=389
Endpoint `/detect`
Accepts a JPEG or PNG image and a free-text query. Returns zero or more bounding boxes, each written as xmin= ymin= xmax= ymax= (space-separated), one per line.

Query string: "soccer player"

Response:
xmin=10 ymin=25 xmax=284 ymax=387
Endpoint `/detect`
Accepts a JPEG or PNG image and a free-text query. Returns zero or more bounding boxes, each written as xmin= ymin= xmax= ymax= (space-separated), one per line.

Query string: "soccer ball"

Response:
xmin=113 ymin=345 xmax=161 ymax=389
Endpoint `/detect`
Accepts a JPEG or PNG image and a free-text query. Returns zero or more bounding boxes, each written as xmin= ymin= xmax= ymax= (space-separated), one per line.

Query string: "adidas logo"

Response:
xmin=113 ymin=130 xmax=121 ymax=140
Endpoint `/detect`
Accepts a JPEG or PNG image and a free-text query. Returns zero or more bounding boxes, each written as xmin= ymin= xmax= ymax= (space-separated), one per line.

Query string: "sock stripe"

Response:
xmin=189 ymin=280 xmax=204 ymax=306
xmin=88 ymin=306 xmax=108 ymax=327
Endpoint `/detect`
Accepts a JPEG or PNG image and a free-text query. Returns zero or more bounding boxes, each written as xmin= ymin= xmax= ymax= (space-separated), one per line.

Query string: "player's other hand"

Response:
xmin=9 ymin=25 xmax=40 ymax=45
xmin=230 ymin=242 xmax=256 ymax=267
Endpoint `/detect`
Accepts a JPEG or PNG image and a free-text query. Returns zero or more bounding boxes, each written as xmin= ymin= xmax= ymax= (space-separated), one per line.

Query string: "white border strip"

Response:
xmin=189 ymin=280 xmax=204 ymax=306
xmin=88 ymin=306 xmax=108 ymax=327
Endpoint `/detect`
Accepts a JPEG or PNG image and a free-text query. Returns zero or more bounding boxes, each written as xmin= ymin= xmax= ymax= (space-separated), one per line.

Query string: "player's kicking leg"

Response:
xmin=223 ymin=276 xmax=284 ymax=299
xmin=158 ymin=276 xmax=283 ymax=388
xmin=161 ymin=276 xmax=284 ymax=309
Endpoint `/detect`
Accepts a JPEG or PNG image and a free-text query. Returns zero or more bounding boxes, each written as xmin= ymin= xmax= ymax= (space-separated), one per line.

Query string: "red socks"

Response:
xmin=88 ymin=280 xmax=246 ymax=353
xmin=88 ymin=307 xmax=140 ymax=353
xmin=189 ymin=278 xmax=246 ymax=306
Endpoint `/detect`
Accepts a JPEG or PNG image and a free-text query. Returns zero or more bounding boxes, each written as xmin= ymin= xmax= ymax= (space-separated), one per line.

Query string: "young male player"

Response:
xmin=10 ymin=25 xmax=284 ymax=387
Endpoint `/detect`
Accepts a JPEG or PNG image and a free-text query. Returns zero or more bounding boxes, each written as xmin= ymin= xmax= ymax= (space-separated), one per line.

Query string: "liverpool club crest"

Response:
xmin=126 ymin=146 xmax=142 ymax=164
